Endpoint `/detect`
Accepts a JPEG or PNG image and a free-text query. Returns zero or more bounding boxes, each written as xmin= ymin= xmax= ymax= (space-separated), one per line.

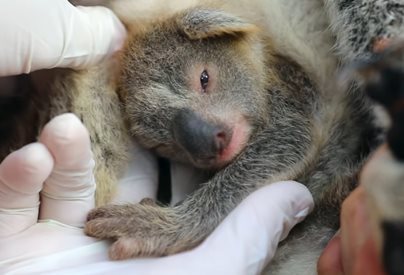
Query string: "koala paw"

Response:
xmin=85 ymin=199 xmax=191 ymax=259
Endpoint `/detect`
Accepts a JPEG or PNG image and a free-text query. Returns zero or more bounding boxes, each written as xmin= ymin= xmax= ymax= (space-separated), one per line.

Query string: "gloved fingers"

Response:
xmin=186 ymin=181 xmax=314 ymax=275
xmin=0 ymin=143 xmax=54 ymax=237
xmin=58 ymin=4 xmax=126 ymax=69
xmin=0 ymin=0 xmax=126 ymax=76
xmin=39 ymin=113 xmax=96 ymax=227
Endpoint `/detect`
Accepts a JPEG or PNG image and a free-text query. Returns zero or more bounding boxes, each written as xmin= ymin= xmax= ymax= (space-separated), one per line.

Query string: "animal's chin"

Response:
xmin=191 ymin=157 xmax=230 ymax=170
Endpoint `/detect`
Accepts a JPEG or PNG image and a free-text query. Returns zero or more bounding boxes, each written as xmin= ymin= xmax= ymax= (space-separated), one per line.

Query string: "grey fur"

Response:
xmin=3 ymin=0 xmax=404 ymax=273
xmin=324 ymin=0 xmax=404 ymax=62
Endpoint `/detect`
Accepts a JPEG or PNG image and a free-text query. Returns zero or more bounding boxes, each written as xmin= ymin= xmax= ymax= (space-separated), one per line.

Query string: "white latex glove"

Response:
xmin=0 ymin=113 xmax=95 ymax=237
xmin=0 ymin=114 xmax=314 ymax=274
xmin=0 ymin=0 xmax=126 ymax=76
xmin=0 ymin=113 xmax=159 ymax=269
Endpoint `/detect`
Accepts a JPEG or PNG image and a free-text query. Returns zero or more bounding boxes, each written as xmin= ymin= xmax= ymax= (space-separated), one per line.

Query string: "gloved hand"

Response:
xmin=0 ymin=0 xmax=127 ymax=235
xmin=0 ymin=113 xmax=96 ymax=237
xmin=0 ymin=0 xmax=126 ymax=76
xmin=0 ymin=114 xmax=314 ymax=275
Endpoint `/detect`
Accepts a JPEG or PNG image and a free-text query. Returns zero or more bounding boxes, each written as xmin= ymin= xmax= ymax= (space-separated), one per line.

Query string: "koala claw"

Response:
xmin=85 ymin=202 xmax=189 ymax=258
xmin=109 ymin=237 xmax=147 ymax=260
xmin=86 ymin=203 xmax=141 ymax=220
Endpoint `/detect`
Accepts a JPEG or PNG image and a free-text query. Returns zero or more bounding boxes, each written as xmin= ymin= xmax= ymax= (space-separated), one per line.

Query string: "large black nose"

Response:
xmin=172 ymin=110 xmax=232 ymax=160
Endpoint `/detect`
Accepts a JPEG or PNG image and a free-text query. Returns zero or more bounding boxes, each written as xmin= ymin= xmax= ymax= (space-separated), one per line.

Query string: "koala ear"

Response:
xmin=176 ymin=8 xmax=258 ymax=40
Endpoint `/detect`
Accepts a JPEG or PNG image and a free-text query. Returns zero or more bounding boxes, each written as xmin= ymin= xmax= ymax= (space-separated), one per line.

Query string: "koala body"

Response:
xmin=99 ymin=2 xmax=375 ymax=273
xmin=3 ymin=0 xmax=404 ymax=274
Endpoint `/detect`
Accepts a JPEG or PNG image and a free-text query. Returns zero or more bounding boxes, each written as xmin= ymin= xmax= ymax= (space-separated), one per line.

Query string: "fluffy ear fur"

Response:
xmin=176 ymin=8 xmax=258 ymax=40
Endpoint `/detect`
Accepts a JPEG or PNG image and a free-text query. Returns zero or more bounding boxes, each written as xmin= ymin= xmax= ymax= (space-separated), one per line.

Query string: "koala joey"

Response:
xmin=3 ymin=0 xmax=404 ymax=274
xmin=86 ymin=1 xmax=404 ymax=274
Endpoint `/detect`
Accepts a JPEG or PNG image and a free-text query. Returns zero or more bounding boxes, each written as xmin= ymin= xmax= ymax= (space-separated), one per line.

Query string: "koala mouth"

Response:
xmin=172 ymin=110 xmax=251 ymax=169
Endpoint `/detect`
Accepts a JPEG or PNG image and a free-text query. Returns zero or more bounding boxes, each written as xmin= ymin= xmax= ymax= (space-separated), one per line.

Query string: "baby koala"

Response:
xmin=84 ymin=5 xmax=377 ymax=274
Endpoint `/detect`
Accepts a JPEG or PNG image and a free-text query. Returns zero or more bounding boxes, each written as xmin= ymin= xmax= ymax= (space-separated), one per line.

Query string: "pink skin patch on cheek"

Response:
xmin=218 ymin=117 xmax=251 ymax=165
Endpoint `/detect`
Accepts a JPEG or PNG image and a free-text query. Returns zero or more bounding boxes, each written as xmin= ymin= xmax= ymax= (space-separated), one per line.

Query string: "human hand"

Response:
xmin=0 ymin=113 xmax=96 ymax=238
xmin=317 ymin=186 xmax=386 ymax=275
xmin=0 ymin=113 xmax=99 ymax=273
xmin=0 ymin=0 xmax=126 ymax=76
xmin=0 ymin=113 xmax=314 ymax=274
xmin=317 ymin=147 xmax=392 ymax=275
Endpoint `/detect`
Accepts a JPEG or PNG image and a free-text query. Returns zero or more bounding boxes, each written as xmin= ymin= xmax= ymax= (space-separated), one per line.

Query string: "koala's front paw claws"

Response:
xmin=84 ymin=217 xmax=124 ymax=239
xmin=109 ymin=236 xmax=172 ymax=259
xmin=86 ymin=207 xmax=110 ymax=221
xmin=109 ymin=237 xmax=144 ymax=260
xmin=139 ymin=197 xmax=157 ymax=206
xmin=84 ymin=203 xmax=194 ymax=258
xmin=86 ymin=204 xmax=136 ymax=221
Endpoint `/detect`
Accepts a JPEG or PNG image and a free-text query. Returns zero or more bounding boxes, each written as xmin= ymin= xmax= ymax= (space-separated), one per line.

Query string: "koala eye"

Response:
xmin=200 ymin=70 xmax=209 ymax=92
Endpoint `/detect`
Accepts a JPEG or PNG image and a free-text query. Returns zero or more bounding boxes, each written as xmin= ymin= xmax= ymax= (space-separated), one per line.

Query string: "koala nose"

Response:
xmin=172 ymin=109 xmax=232 ymax=160
xmin=215 ymin=131 xmax=230 ymax=152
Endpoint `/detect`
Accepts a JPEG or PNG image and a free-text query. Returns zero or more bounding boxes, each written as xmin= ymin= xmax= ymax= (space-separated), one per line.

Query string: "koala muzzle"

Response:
xmin=172 ymin=109 xmax=232 ymax=163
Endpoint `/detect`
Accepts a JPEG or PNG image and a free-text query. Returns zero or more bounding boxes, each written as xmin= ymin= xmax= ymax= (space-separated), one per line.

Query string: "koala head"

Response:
xmin=118 ymin=8 xmax=269 ymax=170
